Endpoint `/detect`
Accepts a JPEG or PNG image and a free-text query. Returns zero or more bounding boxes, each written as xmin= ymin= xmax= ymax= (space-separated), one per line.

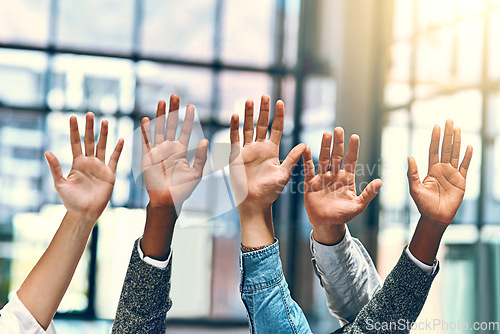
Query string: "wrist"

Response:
xmin=238 ymin=204 xmax=275 ymax=248
xmin=408 ymin=215 xmax=448 ymax=265
xmin=141 ymin=203 xmax=178 ymax=260
xmin=312 ymin=224 xmax=346 ymax=246
xmin=62 ymin=211 xmax=96 ymax=236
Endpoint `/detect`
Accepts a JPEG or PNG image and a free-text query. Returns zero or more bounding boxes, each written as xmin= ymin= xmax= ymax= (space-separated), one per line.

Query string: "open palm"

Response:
xmin=408 ymin=120 xmax=473 ymax=225
xmin=45 ymin=113 xmax=124 ymax=222
xmin=141 ymin=97 xmax=208 ymax=210
xmin=229 ymin=96 xmax=305 ymax=207
xmin=303 ymin=128 xmax=382 ymax=228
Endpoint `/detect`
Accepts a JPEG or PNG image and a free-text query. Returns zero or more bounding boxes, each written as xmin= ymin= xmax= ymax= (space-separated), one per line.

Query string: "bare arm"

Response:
xmin=17 ymin=113 xmax=123 ymax=329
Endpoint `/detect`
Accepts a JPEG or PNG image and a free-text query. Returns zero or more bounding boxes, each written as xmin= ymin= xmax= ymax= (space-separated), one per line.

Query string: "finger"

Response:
xmin=193 ymin=139 xmax=209 ymax=175
xmin=178 ymin=104 xmax=195 ymax=147
xmin=331 ymin=127 xmax=345 ymax=173
xmin=84 ymin=112 xmax=95 ymax=157
xmin=255 ymin=95 xmax=270 ymax=142
xmin=459 ymin=145 xmax=473 ymax=178
xmin=141 ymin=117 xmax=152 ymax=154
xmin=440 ymin=119 xmax=454 ymax=163
xmin=428 ymin=125 xmax=441 ymax=168
xmin=302 ymin=146 xmax=316 ymax=182
xmin=243 ymin=100 xmax=254 ymax=145
xmin=108 ymin=138 xmax=124 ymax=173
xmin=282 ymin=143 xmax=307 ymax=175
xmin=269 ymin=100 xmax=284 ymax=145
xmin=95 ymin=120 xmax=108 ymax=162
xmin=450 ymin=127 xmax=461 ymax=168
xmin=343 ymin=135 xmax=360 ymax=174
xmin=407 ymin=156 xmax=421 ymax=195
xmin=357 ymin=179 xmax=383 ymax=210
xmin=154 ymin=100 xmax=166 ymax=146
xmin=230 ymin=114 xmax=240 ymax=155
xmin=318 ymin=132 xmax=332 ymax=175
xmin=45 ymin=151 xmax=65 ymax=185
xmin=166 ymin=95 xmax=180 ymax=141
xmin=69 ymin=115 xmax=83 ymax=158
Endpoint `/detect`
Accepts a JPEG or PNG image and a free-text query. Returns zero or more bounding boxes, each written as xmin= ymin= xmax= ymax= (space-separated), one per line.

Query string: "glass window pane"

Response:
xmin=0 ymin=0 xmax=50 ymax=46
xmin=411 ymin=90 xmax=482 ymax=132
xmin=392 ymin=0 xmax=414 ymax=40
xmin=385 ymin=42 xmax=412 ymax=106
xmin=50 ymin=55 xmax=135 ymax=113
xmin=0 ymin=49 xmax=47 ymax=108
xmin=489 ymin=10 xmax=500 ymax=80
xmin=217 ymin=71 xmax=273 ymax=124
xmin=418 ymin=0 xmax=456 ymax=31
xmin=458 ymin=0 xmax=485 ymax=16
xmin=415 ymin=27 xmax=454 ymax=95
xmin=456 ymin=18 xmax=483 ymax=84
xmin=283 ymin=0 xmax=301 ymax=67
xmin=221 ymin=0 xmax=276 ymax=66
xmin=380 ymin=110 xmax=410 ymax=210
xmin=301 ymin=76 xmax=336 ymax=127
xmin=137 ymin=62 xmax=212 ymax=120
xmin=141 ymin=0 xmax=216 ymax=61
xmin=56 ymin=0 xmax=134 ymax=53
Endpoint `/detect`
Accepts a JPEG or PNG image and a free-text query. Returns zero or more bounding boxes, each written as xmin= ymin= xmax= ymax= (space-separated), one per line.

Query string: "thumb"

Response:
xmin=281 ymin=143 xmax=307 ymax=175
xmin=357 ymin=178 xmax=383 ymax=210
xmin=407 ymin=156 xmax=421 ymax=195
xmin=45 ymin=152 xmax=65 ymax=185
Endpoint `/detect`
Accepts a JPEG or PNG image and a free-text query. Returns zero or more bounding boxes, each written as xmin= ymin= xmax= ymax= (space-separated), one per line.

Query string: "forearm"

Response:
xmin=17 ymin=211 xmax=94 ymax=330
xmin=238 ymin=204 xmax=274 ymax=248
xmin=310 ymin=227 xmax=382 ymax=324
xmin=338 ymin=247 xmax=439 ymax=334
xmin=141 ymin=203 xmax=177 ymax=261
xmin=408 ymin=216 xmax=447 ymax=265
xmin=240 ymin=241 xmax=312 ymax=334
xmin=113 ymin=239 xmax=173 ymax=333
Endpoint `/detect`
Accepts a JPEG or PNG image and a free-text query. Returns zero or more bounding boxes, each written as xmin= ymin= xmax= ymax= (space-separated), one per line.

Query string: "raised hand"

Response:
xmin=303 ymin=128 xmax=382 ymax=245
xmin=230 ymin=95 xmax=305 ymax=208
xmin=45 ymin=112 xmax=124 ymax=222
xmin=407 ymin=119 xmax=473 ymax=225
xmin=408 ymin=119 xmax=473 ymax=265
xmin=229 ymin=95 xmax=306 ymax=247
xmin=141 ymin=95 xmax=208 ymax=211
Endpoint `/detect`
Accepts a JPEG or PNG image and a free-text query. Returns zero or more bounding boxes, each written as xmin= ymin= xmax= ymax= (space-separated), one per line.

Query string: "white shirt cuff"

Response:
xmin=137 ymin=238 xmax=172 ymax=269
xmin=405 ymin=247 xmax=438 ymax=274
xmin=0 ymin=292 xmax=56 ymax=334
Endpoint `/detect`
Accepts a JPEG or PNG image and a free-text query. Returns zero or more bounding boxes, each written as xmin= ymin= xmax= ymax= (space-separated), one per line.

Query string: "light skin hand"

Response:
xmin=408 ymin=119 xmax=473 ymax=264
xmin=303 ymin=128 xmax=383 ymax=245
xmin=18 ymin=113 xmax=123 ymax=329
xmin=229 ymin=95 xmax=306 ymax=247
xmin=140 ymin=95 xmax=209 ymax=260
xmin=45 ymin=113 xmax=124 ymax=222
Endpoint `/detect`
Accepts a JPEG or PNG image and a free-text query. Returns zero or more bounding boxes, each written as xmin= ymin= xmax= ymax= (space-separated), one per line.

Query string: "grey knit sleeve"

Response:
xmin=112 ymin=238 xmax=172 ymax=334
xmin=333 ymin=246 xmax=439 ymax=334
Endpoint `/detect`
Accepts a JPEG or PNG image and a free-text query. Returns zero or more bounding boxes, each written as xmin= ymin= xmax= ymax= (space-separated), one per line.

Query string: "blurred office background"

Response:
xmin=0 ymin=0 xmax=499 ymax=333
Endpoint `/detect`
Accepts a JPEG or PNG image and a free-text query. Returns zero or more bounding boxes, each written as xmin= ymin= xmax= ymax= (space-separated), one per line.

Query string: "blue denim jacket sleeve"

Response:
xmin=240 ymin=240 xmax=313 ymax=334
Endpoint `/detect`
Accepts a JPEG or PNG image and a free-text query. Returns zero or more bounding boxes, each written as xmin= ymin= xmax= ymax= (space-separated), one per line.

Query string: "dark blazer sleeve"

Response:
xmin=112 ymin=238 xmax=172 ymax=334
xmin=333 ymin=246 xmax=439 ymax=334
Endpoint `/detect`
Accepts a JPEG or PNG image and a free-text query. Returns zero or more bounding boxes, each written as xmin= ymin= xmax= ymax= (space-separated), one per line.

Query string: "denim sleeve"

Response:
xmin=334 ymin=246 xmax=439 ymax=334
xmin=240 ymin=240 xmax=313 ymax=334
xmin=310 ymin=227 xmax=382 ymax=325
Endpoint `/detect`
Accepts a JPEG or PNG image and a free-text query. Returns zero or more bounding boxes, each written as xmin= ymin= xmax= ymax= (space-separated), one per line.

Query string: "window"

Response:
xmin=0 ymin=0 xmax=322 ymax=325
xmin=380 ymin=0 xmax=500 ymax=326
